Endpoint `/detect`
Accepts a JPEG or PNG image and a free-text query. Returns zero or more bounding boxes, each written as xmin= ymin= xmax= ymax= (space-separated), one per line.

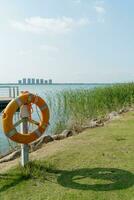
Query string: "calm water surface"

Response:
xmin=0 ymin=84 xmax=105 ymax=155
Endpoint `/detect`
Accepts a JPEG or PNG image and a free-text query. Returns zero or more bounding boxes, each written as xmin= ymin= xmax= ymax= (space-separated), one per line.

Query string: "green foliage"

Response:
xmin=18 ymin=160 xmax=55 ymax=180
xmin=0 ymin=112 xmax=134 ymax=199
xmin=55 ymin=83 xmax=134 ymax=131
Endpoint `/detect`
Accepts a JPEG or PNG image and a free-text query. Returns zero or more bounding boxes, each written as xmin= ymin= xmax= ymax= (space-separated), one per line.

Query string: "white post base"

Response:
xmin=21 ymin=144 xmax=29 ymax=167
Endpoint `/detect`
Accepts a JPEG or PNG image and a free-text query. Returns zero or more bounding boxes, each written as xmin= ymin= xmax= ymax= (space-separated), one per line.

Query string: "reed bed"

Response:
xmin=52 ymin=83 xmax=134 ymax=133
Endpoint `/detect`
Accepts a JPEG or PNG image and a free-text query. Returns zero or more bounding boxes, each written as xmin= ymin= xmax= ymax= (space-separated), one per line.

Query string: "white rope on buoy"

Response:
xmin=20 ymin=105 xmax=31 ymax=119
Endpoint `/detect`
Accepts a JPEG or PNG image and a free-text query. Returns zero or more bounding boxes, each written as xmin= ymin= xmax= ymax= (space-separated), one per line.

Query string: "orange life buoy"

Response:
xmin=2 ymin=92 xmax=50 ymax=144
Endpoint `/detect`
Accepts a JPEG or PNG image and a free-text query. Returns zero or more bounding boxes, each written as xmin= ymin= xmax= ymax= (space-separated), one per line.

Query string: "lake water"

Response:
xmin=0 ymin=84 xmax=105 ymax=155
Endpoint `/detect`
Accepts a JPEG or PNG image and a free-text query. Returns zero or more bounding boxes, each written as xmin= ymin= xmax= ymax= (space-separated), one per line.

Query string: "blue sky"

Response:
xmin=0 ymin=0 xmax=134 ymax=83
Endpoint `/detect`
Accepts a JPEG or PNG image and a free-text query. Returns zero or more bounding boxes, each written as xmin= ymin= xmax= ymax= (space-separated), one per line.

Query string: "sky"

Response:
xmin=0 ymin=0 xmax=134 ymax=83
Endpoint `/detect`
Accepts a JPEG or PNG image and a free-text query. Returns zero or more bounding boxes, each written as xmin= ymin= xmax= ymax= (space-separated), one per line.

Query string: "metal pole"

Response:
xmin=13 ymin=87 xmax=15 ymax=98
xmin=20 ymin=91 xmax=31 ymax=167
xmin=17 ymin=86 xmax=19 ymax=96
xmin=21 ymin=118 xmax=29 ymax=166
xmin=9 ymin=87 xmax=12 ymax=98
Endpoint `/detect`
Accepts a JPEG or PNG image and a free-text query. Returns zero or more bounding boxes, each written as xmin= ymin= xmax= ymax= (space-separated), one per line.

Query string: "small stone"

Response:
xmin=52 ymin=130 xmax=75 ymax=140
xmin=41 ymin=135 xmax=54 ymax=143
xmin=108 ymin=111 xmax=120 ymax=120
xmin=61 ymin=130 xmax=73 ymax=137
xmin=118 ymin=107 xmax=129 ymax=114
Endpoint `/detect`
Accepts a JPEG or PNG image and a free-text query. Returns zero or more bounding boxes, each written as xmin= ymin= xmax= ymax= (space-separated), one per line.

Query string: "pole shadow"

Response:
xmin=0 ymin=173 xmax=27 ymax=193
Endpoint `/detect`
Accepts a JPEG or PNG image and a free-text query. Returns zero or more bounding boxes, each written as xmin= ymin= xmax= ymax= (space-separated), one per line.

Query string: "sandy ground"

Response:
xmin=0 ymin=137 xmax=73 ymax=173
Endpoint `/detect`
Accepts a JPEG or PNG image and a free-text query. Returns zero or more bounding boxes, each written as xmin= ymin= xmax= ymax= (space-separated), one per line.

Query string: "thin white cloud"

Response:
xmin=18 ymin=44 xmax=59 ymax=56
xmin=73 ymin=0 xmax=81 ymax=3
xmin=95 ymin=1 xmax=104 ymax=4
xmin=11 ymin=16 xmax=90 ymax=34
xmin=39 ymin=45 xmax=59 ymax=52
xmin=94 ymin=1 xmax=106 ymax=23
xmin=95 ymin=5 xmax=105 ymax=14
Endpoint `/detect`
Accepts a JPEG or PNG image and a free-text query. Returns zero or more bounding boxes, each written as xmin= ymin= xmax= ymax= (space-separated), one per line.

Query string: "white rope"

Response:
xmin=20 ymin=105 xmax=31 ymax=118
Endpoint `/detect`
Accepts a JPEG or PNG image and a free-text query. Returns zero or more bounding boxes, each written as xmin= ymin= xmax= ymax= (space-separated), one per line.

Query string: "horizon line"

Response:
xmin=0 ymin=82 xmax=131 ymax=85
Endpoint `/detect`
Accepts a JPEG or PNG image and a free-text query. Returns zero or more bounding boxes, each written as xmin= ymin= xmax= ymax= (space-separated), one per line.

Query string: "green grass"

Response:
xmin=53 ymin=83 xmax=134 ymax=133
xmin=0 ymin=112 xmax=134 ymax=200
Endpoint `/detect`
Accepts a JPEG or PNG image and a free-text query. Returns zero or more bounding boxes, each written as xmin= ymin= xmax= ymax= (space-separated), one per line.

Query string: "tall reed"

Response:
xmin=53 ymin=83 xmax=134 ymax=133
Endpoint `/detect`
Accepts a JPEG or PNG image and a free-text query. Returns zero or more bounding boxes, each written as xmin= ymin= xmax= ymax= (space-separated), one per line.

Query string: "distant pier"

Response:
xmin=0 ymin=86 xmax=19 ymax=111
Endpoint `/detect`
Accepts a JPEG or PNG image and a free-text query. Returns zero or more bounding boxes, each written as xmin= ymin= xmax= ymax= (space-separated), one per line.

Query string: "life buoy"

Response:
xmin=2 ymin=92 xmax=50 ymax=144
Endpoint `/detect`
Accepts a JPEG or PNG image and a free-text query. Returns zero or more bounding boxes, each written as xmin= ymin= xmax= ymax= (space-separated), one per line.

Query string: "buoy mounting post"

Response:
xmin=20 ymin=106 xmax=30 ymax=166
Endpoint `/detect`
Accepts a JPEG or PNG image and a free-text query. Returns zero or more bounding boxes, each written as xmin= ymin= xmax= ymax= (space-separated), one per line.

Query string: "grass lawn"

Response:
xmin=0 ymin=112 xmax=134 ymax=200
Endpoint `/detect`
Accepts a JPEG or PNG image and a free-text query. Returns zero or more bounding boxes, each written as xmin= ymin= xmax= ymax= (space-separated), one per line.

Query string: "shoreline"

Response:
xmin=0 ymin=108 xmax=133 ymax=173
xmin=0 ymin=105 xmax=132 ymax=164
